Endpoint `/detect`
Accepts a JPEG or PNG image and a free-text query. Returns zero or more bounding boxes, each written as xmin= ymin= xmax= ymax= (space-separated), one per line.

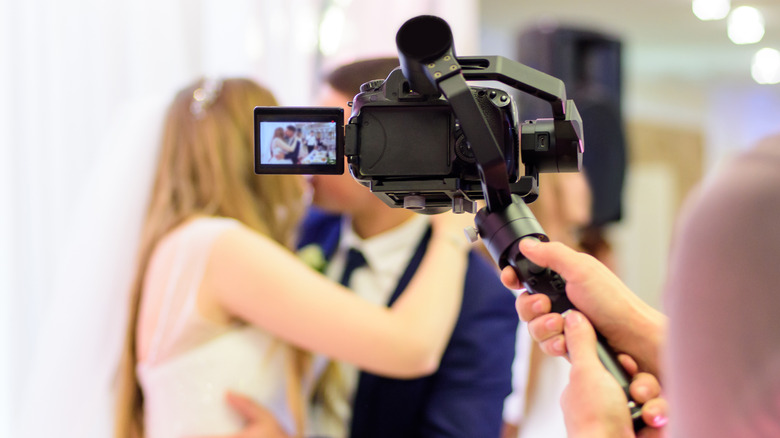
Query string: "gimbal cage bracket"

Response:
xmin=391 ymin=17 xmax=645 ymax=432
xmin=395 ymin=15 xmax=584 ymax=212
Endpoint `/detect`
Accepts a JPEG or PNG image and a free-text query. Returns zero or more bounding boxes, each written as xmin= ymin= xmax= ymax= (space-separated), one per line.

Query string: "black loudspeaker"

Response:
xmin=516 ymin=26 xmax=626 ymax=226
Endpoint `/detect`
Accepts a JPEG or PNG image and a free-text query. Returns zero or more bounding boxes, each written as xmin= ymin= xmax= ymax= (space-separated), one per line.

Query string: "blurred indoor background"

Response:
xmin=2 ymin=0 xmax=779 ymax=435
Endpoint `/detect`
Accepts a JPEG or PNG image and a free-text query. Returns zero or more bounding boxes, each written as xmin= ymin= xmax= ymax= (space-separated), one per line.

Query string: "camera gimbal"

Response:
xmin=395 ymin=15 xmax=646 ymax=431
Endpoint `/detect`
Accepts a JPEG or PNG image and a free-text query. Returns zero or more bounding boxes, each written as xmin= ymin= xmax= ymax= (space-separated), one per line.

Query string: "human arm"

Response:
xmin=270 ymin=138 xmax=290 ymax=159
xmin=504 ymin=239 xmax=667 ymax=376
xmin=203 ymin=213 xmax=469 ymax=378
xmin=272 ymin=137 xmax=295 ymax=153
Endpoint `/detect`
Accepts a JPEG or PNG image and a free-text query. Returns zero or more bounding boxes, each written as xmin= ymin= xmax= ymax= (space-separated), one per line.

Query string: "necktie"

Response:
xmin=339 ymin=247 xmax=367 ymax=287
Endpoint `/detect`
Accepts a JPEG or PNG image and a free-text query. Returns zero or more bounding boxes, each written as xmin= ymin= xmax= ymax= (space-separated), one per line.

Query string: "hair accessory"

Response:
xmin=190 ymin=77 xmax=223 ymax=119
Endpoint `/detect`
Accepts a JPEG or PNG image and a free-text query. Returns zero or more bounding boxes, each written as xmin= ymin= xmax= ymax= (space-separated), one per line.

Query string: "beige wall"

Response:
xmin=609 ymin=120 xmax=703 ymax=310
xmin=627 ymin=121 xmax=704 ymax=210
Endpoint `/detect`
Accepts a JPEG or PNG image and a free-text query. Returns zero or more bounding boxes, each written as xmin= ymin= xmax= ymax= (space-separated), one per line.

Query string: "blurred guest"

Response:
xmin=295 ymin=129 xmax=308 ymax=163
xmin=305 ymin=130 xmax=317 ymax=154
xmin=512 ymin=134 xmax=780 ymax=437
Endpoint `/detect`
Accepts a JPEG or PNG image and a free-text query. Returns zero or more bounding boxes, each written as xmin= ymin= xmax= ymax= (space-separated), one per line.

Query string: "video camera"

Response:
xmin=255 ymin=16 xmax=582 ymax=215
xmin=255 ymin=15 xmax=645 ymax=431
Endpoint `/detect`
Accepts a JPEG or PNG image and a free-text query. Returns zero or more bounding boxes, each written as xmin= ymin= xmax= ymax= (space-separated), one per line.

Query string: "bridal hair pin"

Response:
xmin=190 ymin=77 xmax=223 ymax=119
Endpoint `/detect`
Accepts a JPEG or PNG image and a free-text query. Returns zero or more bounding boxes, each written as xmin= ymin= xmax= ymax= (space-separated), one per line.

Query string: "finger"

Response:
xmin=629 ymin=372 xmax=661 ymax=404
xmin=538 ymin=334 xmax=567 ymax=357
xmin=501 ymin=266 xmax=522 ymax=290
xmin=617 ymin=353 xmax=639 ymax=376
xmin=518 ymin=239 xmax=594 ymax=283
xmin=528 ymin=313 xmax=564 ymax=343
xmin=225 ymin=391 xmax=263 ymax=422
xmin=639 ymin=397 xmax=669 ymax=429
xmin=515 ymin=292 xmax=551 ymax=322
xmin=561 ymin=310 xmax=599 ymax=364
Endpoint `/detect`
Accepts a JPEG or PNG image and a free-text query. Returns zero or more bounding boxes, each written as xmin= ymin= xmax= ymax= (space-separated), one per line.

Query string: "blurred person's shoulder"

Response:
xmin=749 ymin=133 xmax=780 ymax=156
xmin=679 ymin=134 xmax=780 ymax=245
xmin=724 ymin=133 xmax=780 ymax=201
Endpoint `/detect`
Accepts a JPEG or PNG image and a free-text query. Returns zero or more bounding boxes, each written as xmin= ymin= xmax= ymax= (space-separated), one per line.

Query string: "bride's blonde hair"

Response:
xmin=115 ymin=78 xmax=307 ymax=438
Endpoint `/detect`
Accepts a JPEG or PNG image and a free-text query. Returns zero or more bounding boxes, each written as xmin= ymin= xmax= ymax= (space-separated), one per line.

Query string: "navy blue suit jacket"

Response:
xmin=299 ymin=208 xmax=519 ymax=438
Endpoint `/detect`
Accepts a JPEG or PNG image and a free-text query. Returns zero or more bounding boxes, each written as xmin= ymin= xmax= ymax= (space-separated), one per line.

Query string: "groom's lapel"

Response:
xmin=349 ymin=227 xmax=434 ymax=437
xmin=386 ymin=226 xmax=431 ymax=306
xmin=297 ymin=208 xmax=343 ymax=261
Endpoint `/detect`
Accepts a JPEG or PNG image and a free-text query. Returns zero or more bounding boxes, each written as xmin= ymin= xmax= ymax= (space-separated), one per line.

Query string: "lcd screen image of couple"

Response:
xmin=259 ymin=121 xmax=337 ymax=165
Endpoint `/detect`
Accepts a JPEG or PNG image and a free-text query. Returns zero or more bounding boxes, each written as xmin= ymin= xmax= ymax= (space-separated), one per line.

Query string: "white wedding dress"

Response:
xmin=137 ymin=217 xmax=322 ymax=437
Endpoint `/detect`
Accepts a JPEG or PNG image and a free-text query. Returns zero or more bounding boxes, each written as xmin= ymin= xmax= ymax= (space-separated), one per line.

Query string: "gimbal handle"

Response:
xmin=475 ymin=196 xmax=645 ymax=431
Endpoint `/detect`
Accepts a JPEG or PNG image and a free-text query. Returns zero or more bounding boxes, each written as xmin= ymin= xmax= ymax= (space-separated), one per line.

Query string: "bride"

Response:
xmin=113 ymin=77 xmax=470 ymax=438
xmin=268 ymin=126 xmax=294 ymax=164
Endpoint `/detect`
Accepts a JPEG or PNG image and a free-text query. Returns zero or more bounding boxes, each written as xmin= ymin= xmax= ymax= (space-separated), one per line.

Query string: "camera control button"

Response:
xmin=360 ymin=79 xmax=385 ymax=92
xmin=464 ymin=226 xmax=480 ymax=243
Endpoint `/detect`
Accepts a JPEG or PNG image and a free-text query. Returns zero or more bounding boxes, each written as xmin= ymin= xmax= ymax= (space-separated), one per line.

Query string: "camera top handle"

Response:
xmin=396 ymin=15 xmax=645 ymax=432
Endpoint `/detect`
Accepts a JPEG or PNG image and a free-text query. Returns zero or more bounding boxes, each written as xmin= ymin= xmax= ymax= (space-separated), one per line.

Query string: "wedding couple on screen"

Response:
xmin=269 ymin=124 xmax=304 ymax=164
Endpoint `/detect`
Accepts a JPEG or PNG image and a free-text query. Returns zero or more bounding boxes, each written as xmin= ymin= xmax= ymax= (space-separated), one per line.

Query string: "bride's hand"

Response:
xmin=187 ymin=391 xmax=292 ymax=438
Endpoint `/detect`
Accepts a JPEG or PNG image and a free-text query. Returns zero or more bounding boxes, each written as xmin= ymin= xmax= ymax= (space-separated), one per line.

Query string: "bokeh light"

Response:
xmin=692 ymin=0 xmax=730 ymax=21
xmin=727 ymin=6 xmax=765 ymax=45
xmin=751 ymin=48 xmax=780 ymax=84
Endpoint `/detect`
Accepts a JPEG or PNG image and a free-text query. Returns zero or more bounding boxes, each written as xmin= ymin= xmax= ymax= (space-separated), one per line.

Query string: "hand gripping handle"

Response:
xmin=509 ymin=240 xmax=646 ymax=432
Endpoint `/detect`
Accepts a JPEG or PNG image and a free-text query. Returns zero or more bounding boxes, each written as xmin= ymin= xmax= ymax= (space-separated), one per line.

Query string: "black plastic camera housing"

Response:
xmin=344 ymin=67 xmax=519 ymax=213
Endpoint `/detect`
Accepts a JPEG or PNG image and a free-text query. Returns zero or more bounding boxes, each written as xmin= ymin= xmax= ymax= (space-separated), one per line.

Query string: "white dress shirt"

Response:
xmin=308 ymin=214 xmax=431 ymax=437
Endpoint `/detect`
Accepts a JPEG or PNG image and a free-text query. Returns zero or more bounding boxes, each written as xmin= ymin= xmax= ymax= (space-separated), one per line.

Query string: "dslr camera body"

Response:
xmin=254 ymin=12 xmax=586 ymax=265
xmin=345 ymin=67 xmax=520 ymax=214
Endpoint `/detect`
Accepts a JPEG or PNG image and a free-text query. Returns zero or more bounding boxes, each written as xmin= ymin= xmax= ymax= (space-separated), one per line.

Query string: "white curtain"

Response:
xmin=0 ymin=1 xmax=477 ymax=435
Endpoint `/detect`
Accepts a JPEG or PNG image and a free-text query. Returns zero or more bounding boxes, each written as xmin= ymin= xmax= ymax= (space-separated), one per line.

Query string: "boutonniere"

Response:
xmin=297 ymin=243 xmax=328 ymax=273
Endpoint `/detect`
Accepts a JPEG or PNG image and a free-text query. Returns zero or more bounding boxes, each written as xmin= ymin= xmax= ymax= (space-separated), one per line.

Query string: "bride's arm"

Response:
xmin=203 ymin=216 xmax=470 ymax=378
xmin=273 ymin=137 xmax=294 ymax=152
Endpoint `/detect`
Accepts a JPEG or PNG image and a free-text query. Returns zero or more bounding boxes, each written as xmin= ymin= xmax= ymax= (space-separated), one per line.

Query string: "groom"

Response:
xmin=302 ymin=58 xmax=519 ymax=437
xmin=283 ymin=125 xmax=301 ymax=164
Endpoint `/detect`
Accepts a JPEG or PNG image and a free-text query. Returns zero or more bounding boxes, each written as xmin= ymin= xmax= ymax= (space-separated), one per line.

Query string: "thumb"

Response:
xmin=563 ymin=310 xmax=600 ymax=365
xmin=518 ymin=239 xmax=589 ymax=284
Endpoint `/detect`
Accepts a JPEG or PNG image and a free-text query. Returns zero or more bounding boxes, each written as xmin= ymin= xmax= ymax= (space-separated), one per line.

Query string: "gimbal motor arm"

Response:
xmin=396 ymin=15 xmax=645 ymax=432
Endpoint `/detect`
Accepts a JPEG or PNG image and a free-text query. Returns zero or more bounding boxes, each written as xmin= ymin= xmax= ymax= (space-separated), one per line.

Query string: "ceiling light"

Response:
xmin=727 ymin=6 xmax=765 ymax=45
xmin=692 ymin=0 xmax=731 ymax=21
xmin=751 ymin=48 xmax=780 ymax=84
